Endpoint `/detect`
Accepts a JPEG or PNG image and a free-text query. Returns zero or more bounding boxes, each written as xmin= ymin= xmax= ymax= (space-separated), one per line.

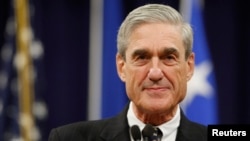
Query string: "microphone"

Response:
xmin=142 ymin=124 xmax=155 ymax=141
xmin=130 ymin=125 xmax=141 ymax=141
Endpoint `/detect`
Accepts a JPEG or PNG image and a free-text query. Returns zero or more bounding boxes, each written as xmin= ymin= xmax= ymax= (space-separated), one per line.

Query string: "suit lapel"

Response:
xmin=97 ymin=105 xmax=206 ymax=141
xmin=99 ymin=104 xmax=131 ymax=141
xmin=176 ymin=109 xmax=207 ymax=141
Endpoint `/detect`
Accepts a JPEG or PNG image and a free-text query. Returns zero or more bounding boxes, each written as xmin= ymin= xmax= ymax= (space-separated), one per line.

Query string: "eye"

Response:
xmin=161 ymin=54 xmax=177 ymax=65
xmin=137 ymin=54 xmax=148 ymax=60
xmin=166 ymin=55 xmax=175 ymax=60
xmin=160 ymin=48 xmax=179 ymax=65
xmin=132 ymin=54 xmax=151 ymax=66
xmin=133 ymin=54 xmax=150 ymax=65
xmin=131 ymin=49 xmax=150 ymax=65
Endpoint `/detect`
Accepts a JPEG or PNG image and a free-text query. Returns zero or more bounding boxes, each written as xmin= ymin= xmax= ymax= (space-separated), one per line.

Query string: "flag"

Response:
xmin=88 ymin=0 xmax=128 ymax=120
xmin=28 ymin=0 xmax=48 ymax=140
xmin=101 ymin=0 xmax=128 ymax=118
xmin=0 ymin=1 xmax=20 ymax=140
xmin=0 ymin=0 xmax=48 ymax=140
xmin=180 ymin=0 xmax=218 ymax=125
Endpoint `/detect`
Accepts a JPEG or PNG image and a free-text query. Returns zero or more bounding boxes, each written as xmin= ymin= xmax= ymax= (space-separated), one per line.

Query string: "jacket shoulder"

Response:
xmin=48 ymin=119 xmax=111 ymax=141
xmin=48 ymin=104 xmax=130 ymax=141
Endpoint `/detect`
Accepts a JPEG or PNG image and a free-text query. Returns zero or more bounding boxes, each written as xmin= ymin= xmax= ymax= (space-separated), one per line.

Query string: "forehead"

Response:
xmin=127 ymin=23 xmax=184 ymax=53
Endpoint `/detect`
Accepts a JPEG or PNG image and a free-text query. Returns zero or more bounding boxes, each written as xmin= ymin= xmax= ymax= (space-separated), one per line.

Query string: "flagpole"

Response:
xmin=180 ymin=0 xmax=192 ymax=22
xmin=88 ymin=0 xmax=103 ymax=120
xmin=14 ymin=0 xmax=34 ymax=140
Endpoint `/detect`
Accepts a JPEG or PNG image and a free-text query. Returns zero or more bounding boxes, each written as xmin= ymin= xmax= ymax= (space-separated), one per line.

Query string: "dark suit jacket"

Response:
xmin=48 ymin=105 xmax=207 ymax=141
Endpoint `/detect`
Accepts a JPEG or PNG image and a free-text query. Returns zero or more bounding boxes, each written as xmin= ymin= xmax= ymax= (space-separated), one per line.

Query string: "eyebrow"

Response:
xmin=131 ymin=47 xmax=180 ymax=59
xmin=131 ymin=49 xmax=150 ymax=58
xmin=162 ymin=47 xmax=178 ymax=54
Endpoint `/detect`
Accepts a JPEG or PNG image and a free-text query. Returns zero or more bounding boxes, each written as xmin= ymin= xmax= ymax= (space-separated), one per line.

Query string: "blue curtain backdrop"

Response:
xmin=0 ymin=0 xmax=250 ymax=140
xmin=204 ymin=0 xmax=250 ymax=123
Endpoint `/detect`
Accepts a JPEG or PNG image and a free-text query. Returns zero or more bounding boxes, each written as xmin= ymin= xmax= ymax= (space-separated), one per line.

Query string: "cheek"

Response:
xmin=164 ymin=66 xmax=186 ymax=92
xmin=125 ymin=66 xmax=147 ymax=84
xmin=163 ymin=67 xmax=180 ymax=84
xmin=173 ymin=67 xmax=188 ymax=98
xmin=125 ymin=67 xmax=148 ymax=97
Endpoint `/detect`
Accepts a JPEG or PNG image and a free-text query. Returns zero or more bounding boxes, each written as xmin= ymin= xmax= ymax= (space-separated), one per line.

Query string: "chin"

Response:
xmin=144 ymin=103 xmax=170 ymax=114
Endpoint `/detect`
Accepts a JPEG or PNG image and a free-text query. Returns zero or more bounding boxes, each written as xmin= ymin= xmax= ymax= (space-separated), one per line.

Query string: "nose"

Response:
xmin=148 ymin=67 xmax=163 ymax=82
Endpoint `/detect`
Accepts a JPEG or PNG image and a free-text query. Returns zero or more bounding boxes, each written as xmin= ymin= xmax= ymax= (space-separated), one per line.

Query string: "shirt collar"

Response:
xmin=127 ymin=101 xmax=180 ymax=139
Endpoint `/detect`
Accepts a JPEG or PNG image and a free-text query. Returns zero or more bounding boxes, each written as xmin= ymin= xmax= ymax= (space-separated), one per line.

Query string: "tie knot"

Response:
xmin=152 ymin=127 xmax=162 ymax=141
xmin=142 ymin=124 xmax=163 ymax=141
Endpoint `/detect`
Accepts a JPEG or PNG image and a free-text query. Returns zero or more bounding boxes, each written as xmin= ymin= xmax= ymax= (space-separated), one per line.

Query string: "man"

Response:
xmin=49 ymin=3 xmax=207 ymax=141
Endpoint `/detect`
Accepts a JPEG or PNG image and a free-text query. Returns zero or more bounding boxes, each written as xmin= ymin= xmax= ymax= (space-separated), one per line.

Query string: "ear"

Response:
xmin=186 ymin=52 xmax=195 ymax=81
xmin=116 ymin=53 xmax=126 ymax=82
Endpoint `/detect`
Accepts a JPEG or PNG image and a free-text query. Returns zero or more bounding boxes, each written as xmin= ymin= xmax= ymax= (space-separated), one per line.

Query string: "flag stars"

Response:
xmin=30 ymin=40 xmax=44 ymax=60
xmin=181 ymin=60 xmax=214 ymax=110
xmin=1 ymin=44 xmax=14 ymax=63
xmin=5 ymin=18 xmax=16 ymax=37
xmin=31 ymin=126 xmax=41 ymax=141
xmin=33 ymin=101 xmax=48 ymax=120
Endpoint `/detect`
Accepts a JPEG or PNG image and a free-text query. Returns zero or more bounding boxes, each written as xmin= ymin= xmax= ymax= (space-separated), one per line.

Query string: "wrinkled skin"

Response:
xmin=116 ymin=23 xmax=195 ymax=125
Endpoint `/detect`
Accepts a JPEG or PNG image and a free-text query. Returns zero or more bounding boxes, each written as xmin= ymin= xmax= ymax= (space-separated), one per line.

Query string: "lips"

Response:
xmin=145 ymin=87 xmax=166 ymax=90
xmin=143 ymin=84 xmax=170 ymax=90
xmin=142 ymin=80 xmax=171 ymax=94
xmin=143 ymin=86 xmax=169 ymax=95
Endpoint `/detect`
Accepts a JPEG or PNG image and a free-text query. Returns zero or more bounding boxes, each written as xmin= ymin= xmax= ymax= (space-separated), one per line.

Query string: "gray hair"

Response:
xmin=117 ymin=4 xmax=193 ymax=60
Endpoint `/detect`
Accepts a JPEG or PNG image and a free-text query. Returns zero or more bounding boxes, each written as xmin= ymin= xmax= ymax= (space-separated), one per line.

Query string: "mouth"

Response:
xmin=143 ymin=86 xmax=168 ymax=94
xmin=145 ymin=86 xmax=166 ymax=90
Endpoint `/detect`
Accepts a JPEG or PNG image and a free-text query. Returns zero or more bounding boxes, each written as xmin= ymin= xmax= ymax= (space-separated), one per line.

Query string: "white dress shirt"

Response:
xmin=127 ymin=102 xmax=180 ymax=141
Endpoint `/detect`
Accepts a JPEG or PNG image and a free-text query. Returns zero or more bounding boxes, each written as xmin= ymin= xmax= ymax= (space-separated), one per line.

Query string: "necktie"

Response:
xmin=142 ymin=124 xmax=163 ymax=141
xmin=152 ymin=127 xmax=163 ymax=141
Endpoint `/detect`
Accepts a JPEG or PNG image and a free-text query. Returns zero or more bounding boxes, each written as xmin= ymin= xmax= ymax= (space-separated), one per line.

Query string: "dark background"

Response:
xmin=1 ymin=0 xmax=250 ymax=140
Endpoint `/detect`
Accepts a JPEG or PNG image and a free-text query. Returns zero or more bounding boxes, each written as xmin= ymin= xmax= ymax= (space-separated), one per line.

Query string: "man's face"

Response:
xmin=116 ymin=23 xmax=194 ymax=114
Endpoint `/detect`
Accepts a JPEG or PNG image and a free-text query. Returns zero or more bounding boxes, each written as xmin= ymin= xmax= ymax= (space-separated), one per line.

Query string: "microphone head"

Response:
xmin=142 ymin=124 xmax=155 ymax=138
xmin=130 ymin=125 xmax=141 ymax=140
